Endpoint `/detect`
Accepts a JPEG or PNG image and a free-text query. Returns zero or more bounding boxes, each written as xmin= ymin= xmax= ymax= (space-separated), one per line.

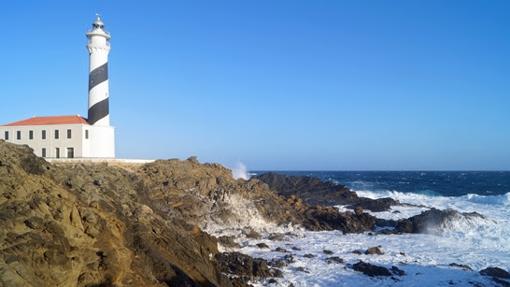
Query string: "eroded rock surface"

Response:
xmin=0 ymin=141 xmax=257 ymax=287
xmin=255 ymin=172 xmax=398 ymax=211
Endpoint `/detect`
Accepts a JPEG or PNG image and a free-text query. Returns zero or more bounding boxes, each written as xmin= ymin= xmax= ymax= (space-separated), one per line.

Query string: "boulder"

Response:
xmin=256 ymin=243 xmax=270 ymax=249
xmin=396 ymin=208 xmax=485 ymax=234
xmin=365 ymin=246 xmax=384 ymax=255
xmin=480 ymin=267 xmax=510 ymax=279
xmin=352 ymin=261 xmax=392 ymax=277
xmin=325 ymin=256 xmax=344 ymax=264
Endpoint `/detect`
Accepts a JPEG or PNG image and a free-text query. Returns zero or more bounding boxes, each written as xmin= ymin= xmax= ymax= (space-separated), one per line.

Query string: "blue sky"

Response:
xmin=1 ymin=1 xmax=509 ymax=170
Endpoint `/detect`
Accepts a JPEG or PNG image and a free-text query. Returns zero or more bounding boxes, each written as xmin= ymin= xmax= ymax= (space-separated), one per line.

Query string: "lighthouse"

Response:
xmin=86 ymin=15 xmax=111 ymax=126
xmin=0 ymin=15 xmax=116 ymax=159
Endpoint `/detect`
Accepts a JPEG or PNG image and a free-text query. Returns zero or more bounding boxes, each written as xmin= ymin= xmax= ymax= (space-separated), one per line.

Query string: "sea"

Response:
xmin=238 ymin=171 xmax=510 ymax=287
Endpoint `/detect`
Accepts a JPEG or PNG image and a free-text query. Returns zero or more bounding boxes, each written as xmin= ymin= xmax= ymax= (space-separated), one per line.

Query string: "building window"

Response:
xmin=67 ymin=129 xmax=72 ymax=139
xmin=42 ymin=148 xmax=46 ymax=158
xmin=67 ymin=147 xmax=74 ymax=158
xmin=42 ymin=130 xmax=46 ymax=140
xmin=55 ymin=148 xmax=60 ymax=158
xmin=85 ymin=130 xmax=89 ymax=139
xmin=29 ymin=130 xmax=34 ymax=140
xmin=4 ymin=131 xmax=8 ymax=140
xmin=54 ymin=130 xmax=59 ymax=139
xmin=16 ymin=131 xmax=21 ymax=140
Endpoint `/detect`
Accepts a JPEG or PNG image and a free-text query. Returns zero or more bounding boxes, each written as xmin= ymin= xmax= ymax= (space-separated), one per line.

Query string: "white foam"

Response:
xmin=211 ymin=190 xmax=510 ymax=286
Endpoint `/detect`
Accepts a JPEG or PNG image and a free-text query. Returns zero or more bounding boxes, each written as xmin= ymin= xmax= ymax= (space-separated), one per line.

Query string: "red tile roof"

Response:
xmin=3 ymin=115 xmax=89 ymax=126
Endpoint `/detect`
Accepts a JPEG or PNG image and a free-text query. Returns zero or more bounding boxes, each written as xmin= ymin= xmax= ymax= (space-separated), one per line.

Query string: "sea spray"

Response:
xmin=232 ymin=162 xmax=250 ymax=180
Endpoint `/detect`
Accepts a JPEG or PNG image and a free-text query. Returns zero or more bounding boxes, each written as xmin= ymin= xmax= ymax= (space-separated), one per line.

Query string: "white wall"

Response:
xmin=83 ymin=125 xmax=115 ymax=158
xmin=0 ymin=124 xmax=85 ymax=158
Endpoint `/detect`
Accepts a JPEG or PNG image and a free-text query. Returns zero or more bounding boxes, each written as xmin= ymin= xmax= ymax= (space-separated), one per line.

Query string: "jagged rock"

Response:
xmin=270 ymin=255 xmax=294 ymax=268
xmin=449 ymin=263 xmax=472 ymax=271
xmin=218 ymin=235 xmax=241 ymax=248
xmin=352 ymin=261 xmax=392 ymax=277
xmin=348 ymin=197 xmax=397 ymax=213
xmin=293 ymin=202 xmax=377 ymax=233
xmin=396 ymin=208 xmax=486 ymax=234
xmin=268 ymin=233 xmax=285 ymax=241
xmin=325 ymin=256 xmax=344 ymax=264
xmin=244 ymin=228 xmax=262 ymax=239
xmin=390 ymin=266 xmax=406 ymax=276
xmin=215 ymin=252 xmax=281 ymax=279
xmin=255 ymin=172 xmax=398 ymax=211
xmin=256 ymin=243 xmax=270 ymax=249
xmin=480 ymin=267 xmax=510 ymax=279
xmin=365 ymin=246 xmax=384 ymax=255
xmin=274 ymin=247 xmax=288 ymax=253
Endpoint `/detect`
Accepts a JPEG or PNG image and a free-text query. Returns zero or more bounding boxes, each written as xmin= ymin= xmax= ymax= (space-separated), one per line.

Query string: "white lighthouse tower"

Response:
xmin=86 ymin=15 xmax=111 ymax=126
xmin=82 ymin=15 xmax=115 ymax=158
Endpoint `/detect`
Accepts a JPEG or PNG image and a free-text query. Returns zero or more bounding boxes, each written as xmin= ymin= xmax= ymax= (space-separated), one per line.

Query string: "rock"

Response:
xmin=396 ymin=208 xmax=486 ymax=234
xmin=354 ymin=206 xmax=364 ymax=216
xmin=218 ymin=235 xmax=241 ymax=248
xmin=93 ymin=179 xmax=102 ymax=186
xmin=295 ymin=267 xmax=309 ymax=273
xmin=268 ymin=278 xmax=278 ymax=284
xmin=244 ymin=228 xmax=262 ymax=239
xmin=323 ymin=249 xmax=334 ymax=255
xmin=256 ymin=243 xmax=270 ymax=249
xmin=352 ymin=250 xmax=363 ymax=255
xmin=348 ymin=197 xmax=398 ymax=213
xmin=255 ymin=172 xmax=398 ymax=211
xmin=352 ymin=261 xmax=392 ymax=277
xmin=268 ymin=233 xmax=285 ymax=241
xmin=480 ymin=267 xmax=510 ymax=279
xmin=269 ymin=255 xmax=294 ymax=268
xmin=449 ymin=263 xmax=472 ymax=271
xmin=303 ymin=253 xmax=316 ymax=258
xmin=391 ymin=266 xmax=406 ymax=276
xmin=365 ymin=246 xmax=384 ymax=255
xmin=24 ymin=217 xmax=43 ymax=229
xmin=291 ymin=246 xmax=301 ymax=251
xmin=325 ymin=256 xmax=344 ymax=264
xmin=295 ymin=203 xmax=377 ymax=233
xmin=274 ymin=247 xmax=288 ymax=253
xmin=215 ymin=252 xmax=281 ymax=279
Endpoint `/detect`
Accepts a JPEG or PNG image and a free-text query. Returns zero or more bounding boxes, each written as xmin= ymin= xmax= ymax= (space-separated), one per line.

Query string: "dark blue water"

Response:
xmin=257 ymin=171 xmax=510 ymax=197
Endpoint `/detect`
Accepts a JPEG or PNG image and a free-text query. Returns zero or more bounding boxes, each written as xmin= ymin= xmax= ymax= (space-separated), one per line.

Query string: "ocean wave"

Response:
xmin=356 ymin=189 xmax=510 ymax=207
xmin=462 ymin=192 xmax=510 ymax=206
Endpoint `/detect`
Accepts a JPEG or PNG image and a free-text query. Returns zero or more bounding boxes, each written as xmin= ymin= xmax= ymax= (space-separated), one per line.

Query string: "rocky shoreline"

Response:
xmin=0 ymin=140 xmax=507 ymax=287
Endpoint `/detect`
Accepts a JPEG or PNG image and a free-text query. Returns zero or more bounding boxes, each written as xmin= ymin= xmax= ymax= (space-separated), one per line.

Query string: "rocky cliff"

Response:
xmin=0 ymin=140 xmax=380 ymax=287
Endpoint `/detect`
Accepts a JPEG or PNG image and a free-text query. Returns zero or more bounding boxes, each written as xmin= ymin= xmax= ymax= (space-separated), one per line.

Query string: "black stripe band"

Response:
xmin=88 ymin=98 xmax=109 ymax=125
xmin=89 ymin=63 xmax=108 ymax=91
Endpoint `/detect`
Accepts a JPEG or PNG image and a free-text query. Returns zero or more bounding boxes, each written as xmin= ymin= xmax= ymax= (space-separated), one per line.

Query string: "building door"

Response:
xmin=67 ymin=148 xmax=74 ymax=159
xmin=55 ymin=148 xmax=60 ymax=159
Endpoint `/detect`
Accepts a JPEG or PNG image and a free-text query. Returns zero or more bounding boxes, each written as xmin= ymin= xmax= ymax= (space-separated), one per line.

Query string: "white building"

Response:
xmin=0 ymin=16 xmax=115 ymax=159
